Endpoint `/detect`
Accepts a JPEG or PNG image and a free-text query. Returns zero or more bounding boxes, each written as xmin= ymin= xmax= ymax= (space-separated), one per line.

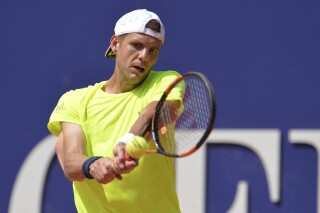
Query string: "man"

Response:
xmin=48 ymin=9 xmax=182 ymax=212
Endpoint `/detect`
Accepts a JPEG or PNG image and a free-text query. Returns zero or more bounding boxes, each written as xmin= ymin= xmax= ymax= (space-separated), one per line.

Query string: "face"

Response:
xmin=111 ymin=33 xmax=162 ymax=87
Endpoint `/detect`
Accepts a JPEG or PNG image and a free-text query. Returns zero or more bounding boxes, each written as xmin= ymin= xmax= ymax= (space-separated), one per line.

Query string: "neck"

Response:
xmin=103 ymin=74 xmax=139 ymax=94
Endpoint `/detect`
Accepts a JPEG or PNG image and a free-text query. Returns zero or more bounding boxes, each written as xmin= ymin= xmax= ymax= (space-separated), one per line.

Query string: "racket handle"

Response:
xmin=125 ymin=152 xmax=132 ymax=161
xmin=124 ymin=152 xmax=139 ymax=161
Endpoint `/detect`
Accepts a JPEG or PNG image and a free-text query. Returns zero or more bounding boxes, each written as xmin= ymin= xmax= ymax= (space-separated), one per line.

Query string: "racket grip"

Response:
xmin=124 ymin=152 xmax=132 ymax=161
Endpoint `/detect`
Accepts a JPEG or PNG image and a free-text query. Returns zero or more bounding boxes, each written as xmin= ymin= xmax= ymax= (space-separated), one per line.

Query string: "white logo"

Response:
xmin=8 ymin=129 xmax=320 ymax=213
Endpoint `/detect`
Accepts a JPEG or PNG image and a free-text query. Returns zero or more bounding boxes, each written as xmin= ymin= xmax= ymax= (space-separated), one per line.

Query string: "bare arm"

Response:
xmin=113 ymin=101 xmax=157 ymax=171
xmin=56 ymin=122 xmax=135 ymax=184
xmin=130 ymin=100 xmax=181 ymax=136
xmin=59 ymin=122 xmax=87 ymax=181
xmin=131 ymin=101 xmax=158 ymax=136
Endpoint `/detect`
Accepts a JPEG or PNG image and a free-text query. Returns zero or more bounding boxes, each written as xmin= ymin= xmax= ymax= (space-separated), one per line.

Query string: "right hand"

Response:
xmin=88 ymin=157 xmax=122 ymax=184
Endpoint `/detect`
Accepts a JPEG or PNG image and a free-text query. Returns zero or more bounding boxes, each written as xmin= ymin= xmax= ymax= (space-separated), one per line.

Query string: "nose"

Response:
xmin=138 ymin=48 xmax=149 ymax=61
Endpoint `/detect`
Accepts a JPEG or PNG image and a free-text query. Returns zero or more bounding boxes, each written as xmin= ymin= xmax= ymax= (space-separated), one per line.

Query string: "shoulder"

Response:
xmin=149 ymin=70 xmax=180 ymax=78
xmin=137 ymin=70 xmax=181 ymax=100
xmin=61 ymin=81 xmax=105 ymax=101
xmin=147 ymin=70 xmax=181 ymax=84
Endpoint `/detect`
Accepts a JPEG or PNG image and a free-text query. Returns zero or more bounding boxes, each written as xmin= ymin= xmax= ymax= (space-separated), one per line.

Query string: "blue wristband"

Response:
xmin=82 ymin=156 xmax=102 ymax=179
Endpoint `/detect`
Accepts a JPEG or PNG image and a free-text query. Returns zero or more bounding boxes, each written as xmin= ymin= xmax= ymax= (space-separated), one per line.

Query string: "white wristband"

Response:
xmin=117 ymin=133 xmax=135 ymax=144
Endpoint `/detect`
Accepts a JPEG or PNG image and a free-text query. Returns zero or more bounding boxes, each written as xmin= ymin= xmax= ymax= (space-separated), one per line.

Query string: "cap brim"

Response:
xmin=105 ymin=45 xmax=115 ymax=58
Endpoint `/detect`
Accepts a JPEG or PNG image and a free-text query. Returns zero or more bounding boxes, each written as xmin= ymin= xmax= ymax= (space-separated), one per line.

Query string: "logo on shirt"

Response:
xmin=54 ymin=102 xmax=65 ymax=112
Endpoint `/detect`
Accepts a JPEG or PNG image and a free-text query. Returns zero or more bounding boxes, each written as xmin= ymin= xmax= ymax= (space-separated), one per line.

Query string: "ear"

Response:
xmin=110 ymin=35 xmax=119 ymax=55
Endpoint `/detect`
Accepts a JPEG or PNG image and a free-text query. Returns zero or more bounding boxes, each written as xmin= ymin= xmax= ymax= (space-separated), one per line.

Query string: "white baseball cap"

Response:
xmin=105 ymin=9 xmax=165 ymax=58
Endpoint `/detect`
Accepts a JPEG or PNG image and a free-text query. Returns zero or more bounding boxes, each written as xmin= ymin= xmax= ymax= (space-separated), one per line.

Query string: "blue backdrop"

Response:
xmin=1 ymin=0 xmax=319 ymax=212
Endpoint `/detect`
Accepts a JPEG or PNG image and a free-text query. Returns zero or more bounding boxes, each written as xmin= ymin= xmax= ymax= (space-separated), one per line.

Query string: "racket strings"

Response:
xmin=157 ymin=101 xmax=179 ymax=153
xmin=176 ymin=78 xmax=210 ymax=152
xmin=156 ymin=75 xmax=213 ymax=156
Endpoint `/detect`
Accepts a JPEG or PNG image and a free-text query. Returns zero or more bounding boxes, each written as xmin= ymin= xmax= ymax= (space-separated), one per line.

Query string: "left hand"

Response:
xmin=113 ymin=142 xmax=139 ymax=176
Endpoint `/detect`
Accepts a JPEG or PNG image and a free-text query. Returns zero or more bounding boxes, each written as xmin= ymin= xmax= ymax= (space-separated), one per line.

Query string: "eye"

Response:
xmin=150 ymin=48 xmax=160 ymax=55
xmin=131 ymin=42 xmax=143 ymax=50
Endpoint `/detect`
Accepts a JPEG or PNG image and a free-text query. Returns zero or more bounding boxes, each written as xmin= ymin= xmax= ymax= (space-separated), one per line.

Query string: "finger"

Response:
xmin=101 ymin=176 xmax=116 ymax=184
xmin=115 ymin=147 xmax=126 ymax=169
xmin=112 ymin=160 xmax=122 ymax=174
xmin=124 ymin=159 xmax=139 ymax=169
xmin=113 ymin=156 xmax=125 ymax=169
xmin=116 ymin=174 xmax=123 ymax=180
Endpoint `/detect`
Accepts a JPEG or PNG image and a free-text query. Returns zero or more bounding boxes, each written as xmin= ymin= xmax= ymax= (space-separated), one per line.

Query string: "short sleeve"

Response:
xmin=149 ymin=70 xmax=182 ymax=102
xmin=47 ymin=90 xmax=82 ymax=136
xmin=148 ymin=71 xmax=185 ymax=116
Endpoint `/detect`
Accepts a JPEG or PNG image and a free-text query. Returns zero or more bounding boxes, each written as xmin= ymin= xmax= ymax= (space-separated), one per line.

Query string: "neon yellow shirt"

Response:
xmin=48 ymin=70 xmax=182 ymax=213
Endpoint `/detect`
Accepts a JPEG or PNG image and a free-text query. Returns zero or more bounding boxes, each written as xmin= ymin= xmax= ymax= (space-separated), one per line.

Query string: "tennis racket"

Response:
xmin=126 ymin=71 xmax=216 ymax=159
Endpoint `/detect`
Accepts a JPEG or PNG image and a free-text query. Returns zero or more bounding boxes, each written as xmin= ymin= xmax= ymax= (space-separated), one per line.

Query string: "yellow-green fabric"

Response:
xmin=48 ymin=70 xmax=182 ymax=213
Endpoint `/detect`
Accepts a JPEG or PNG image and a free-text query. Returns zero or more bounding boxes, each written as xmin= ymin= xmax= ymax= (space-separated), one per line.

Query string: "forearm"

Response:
xmin=56 ymin=132 xmax=87 ymax=181
xmin=58 ymin=123 xmax=123 ymax=184
xmin=129 ymin=101 xmax=157 ymax=137
xmin=63 ymin=153 xmax=87 ymax=181
xmin=57 ymin=122 xmax=89 ymax=182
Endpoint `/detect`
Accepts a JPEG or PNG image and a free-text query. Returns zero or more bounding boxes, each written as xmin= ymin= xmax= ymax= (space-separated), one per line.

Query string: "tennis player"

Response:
xmin=48 ymin=9 xmax=181 ymax=212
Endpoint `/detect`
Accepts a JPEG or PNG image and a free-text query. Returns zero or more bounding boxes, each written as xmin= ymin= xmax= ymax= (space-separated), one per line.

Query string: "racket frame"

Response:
xmin=150 ymin=72 xmax=216 ymax=158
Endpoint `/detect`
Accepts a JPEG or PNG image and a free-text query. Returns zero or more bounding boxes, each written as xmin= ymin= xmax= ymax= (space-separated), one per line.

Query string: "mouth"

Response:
xmin=133 ymin=66 xmax=145 ymax=73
